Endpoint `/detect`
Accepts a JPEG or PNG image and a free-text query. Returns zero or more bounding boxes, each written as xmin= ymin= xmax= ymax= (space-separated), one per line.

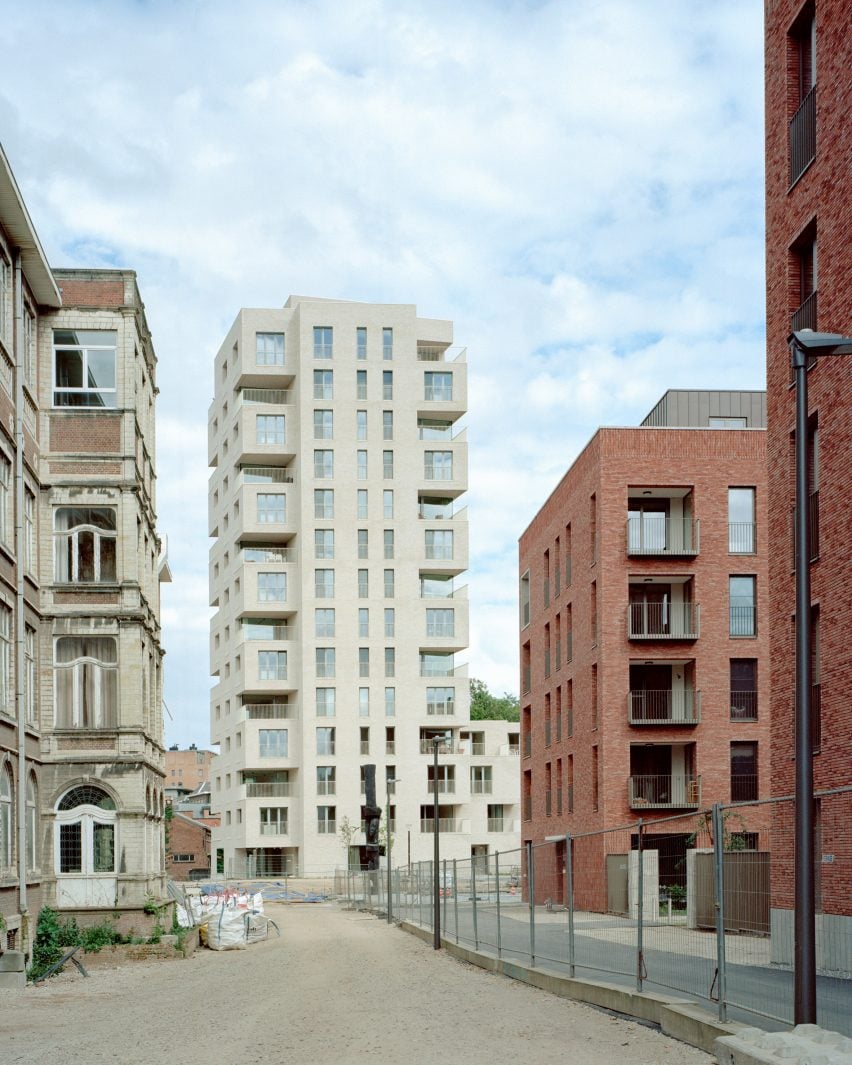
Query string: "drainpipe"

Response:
xmin=13 ymin=250 xmax=28 ymax=922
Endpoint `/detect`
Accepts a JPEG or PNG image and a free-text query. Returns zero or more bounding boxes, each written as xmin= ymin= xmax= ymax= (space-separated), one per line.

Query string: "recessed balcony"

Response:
xmin=629 ymin=774 xmax=701 ymax=809
xmin=627 ymin=488 xmax=698 ymax=557
xmin=628 ymin=578 xmax=699 ymax=640
xmin=628 ymin=689 xmax=700 ymax=725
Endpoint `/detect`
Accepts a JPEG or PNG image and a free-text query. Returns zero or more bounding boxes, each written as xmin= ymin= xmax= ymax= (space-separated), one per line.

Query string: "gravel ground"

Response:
xmin=0 ymin=902 xmax=713 ymax=1065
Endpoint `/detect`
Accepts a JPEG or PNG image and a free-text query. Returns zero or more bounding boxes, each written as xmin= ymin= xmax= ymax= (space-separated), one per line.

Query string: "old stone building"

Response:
xmin=0 ymin=144 xmax=168 ymax=975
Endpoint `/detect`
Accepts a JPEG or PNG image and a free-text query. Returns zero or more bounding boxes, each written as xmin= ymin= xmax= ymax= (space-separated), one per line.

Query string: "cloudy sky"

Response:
xmin=1 ymin=0 xmax=766 ymax=748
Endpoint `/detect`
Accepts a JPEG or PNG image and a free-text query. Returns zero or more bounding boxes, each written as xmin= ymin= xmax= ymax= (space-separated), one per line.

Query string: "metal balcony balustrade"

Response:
xmin=419 ymin=663 xmax=456 ymax=677
xmin=730 ymin=691 xmax=758 ymax=721
xmin=470 ymin=742 xmax=485 ymax=755
xmin=245 ymin=782 xmax=292 ymax=797
xmin=420 ymin=818 xmax=458 ymax=832
xmin=419 ymin=738 xmax=457 ymax=754
xmin=240 ymin=465 xmax=295 ymax=485
xmin=426 ymin=778 xmax=455 ymax=794
xmin=317 ymin=820 xmax=337 ymax=834
xmin=424 ymin=464 xmax=454 ymax=480
xmin=240 ymin=546 xmax=296 ymax=564
xmin=789 ymin=84 xmax=816 ymax=186
xmin=729 ymin=606 xmax=757 ymax=637
xmin=426 ymin=623 xmax=456 ymax=638
xmin=239 ymin=387 xmax=291 ymax=405
xmin=316 ymin=781 xmax=336 ymax=796
xmin=791 ymin=289 xmax=818 ymax=334
xmin=470 ymin=780 xmax=492 ymax=795
xmin=243 ymin=703 xmax=297 ymax=720
xmin=545 ymin=789 xmax=552 ymax=816
xmin=728 ymin=523 xmax=756 ymax=554
xmin=628 ymin=690 xmax=701 ymax=724
xmin=626 ymin=516 xmax=699 ymax=556
xmin=426 ymin=701 xmax=454 ymax=716
xmin=259 ymin=822 xmax=288 ymax=836
xmin=487 ymin=817 xmax=504 ymax=832
xmin=628 ymin=774 xmax=701 ymax=809
xmin=731 ymin=775 xmax=759 ymax=803
xmin=242 ymin=622 xmax=290 ymax=640
xmin=423 ymin=385 xmax=453 ymax=401
xmin=627 ymin=601 xmax=699 ymax=639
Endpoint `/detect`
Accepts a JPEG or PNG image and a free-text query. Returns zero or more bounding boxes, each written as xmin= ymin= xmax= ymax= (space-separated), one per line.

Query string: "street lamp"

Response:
xmin=432 ymin=731 xmax=451 ymax=950
xmin=386 ymin=778 xmax=400 ymax=925
xmin=788 ymin=329 xmax=852 ymax=1024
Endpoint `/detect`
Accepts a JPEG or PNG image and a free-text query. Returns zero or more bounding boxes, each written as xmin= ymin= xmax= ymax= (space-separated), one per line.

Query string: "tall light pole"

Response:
xmin=432 ymin=732 xmax=450 ymax=950
xmin=386 ymin=778 xmax=400 ymax=925
xmin=788 ymin=329 xmax=852 ymax=1024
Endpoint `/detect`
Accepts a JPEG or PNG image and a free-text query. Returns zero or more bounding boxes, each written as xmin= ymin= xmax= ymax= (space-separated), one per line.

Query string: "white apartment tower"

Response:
xmin=209 ymin=297 xmax=518 ymax=877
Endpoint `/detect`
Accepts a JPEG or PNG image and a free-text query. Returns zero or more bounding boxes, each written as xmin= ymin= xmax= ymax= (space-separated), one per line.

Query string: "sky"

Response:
xmin=0 ymin=0 xmax=767 ymax=749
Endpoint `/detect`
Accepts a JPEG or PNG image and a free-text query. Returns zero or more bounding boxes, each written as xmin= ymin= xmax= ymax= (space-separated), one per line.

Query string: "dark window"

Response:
xmin=730 ymin=742 xmax=758 ymax=802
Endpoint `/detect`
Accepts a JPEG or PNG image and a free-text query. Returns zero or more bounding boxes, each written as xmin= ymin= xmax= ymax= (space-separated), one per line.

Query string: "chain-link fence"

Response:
xmin=342 ymin=788 xmax=851 ymax=1036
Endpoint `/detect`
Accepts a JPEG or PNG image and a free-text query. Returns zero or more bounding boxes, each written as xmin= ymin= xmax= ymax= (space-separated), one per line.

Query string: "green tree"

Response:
xmin=469 ymin=678 xmax=520 ymax=721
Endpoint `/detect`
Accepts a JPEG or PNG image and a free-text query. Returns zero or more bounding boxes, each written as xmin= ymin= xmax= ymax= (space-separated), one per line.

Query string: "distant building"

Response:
xmin=519 ymin=392 xmax=769 ymax=904
xmin=764 ymin=0 xmax=852 ymax=960
xmin=0 ymin=143 xmax=168 ymax=972
xmin=165 ymin=746 xmax=216 ymax=804
xmin=166 ymin=811 xmax=213 ymax=882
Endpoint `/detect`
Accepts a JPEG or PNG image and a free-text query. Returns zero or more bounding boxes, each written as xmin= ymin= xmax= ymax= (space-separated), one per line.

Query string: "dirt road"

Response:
xmin=0 ymin=902 xmax=712 ymax=1064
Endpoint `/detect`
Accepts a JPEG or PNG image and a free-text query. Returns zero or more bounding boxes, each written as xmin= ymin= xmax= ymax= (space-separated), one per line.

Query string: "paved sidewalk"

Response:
xmin=0 ymin=902 xmax=712 ymax=1065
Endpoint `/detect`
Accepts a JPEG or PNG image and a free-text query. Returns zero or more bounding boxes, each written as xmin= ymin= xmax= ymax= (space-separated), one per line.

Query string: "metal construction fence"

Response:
xmin=343 ymin=789 xmax=852 ymax=1036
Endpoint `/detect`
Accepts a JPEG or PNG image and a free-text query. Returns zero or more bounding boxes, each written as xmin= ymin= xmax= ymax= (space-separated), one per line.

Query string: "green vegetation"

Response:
xmin=469 ymin=678 xmax=520 ymax=722
xmin=27 ymin=906 xmax=170 ymax=982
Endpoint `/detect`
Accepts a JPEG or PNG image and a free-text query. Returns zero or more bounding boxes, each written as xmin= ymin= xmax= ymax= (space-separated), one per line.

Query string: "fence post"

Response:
xmin=418 ymin=863 xmax=423 ymax=927
xmin=453 ymin=858 xmax=459 ymax=944
xmin=527 ymin=839 xmax=536 ymax=968
xmin=442 ymin=858 xmax=448 ymax=931
xmin=565 ymin=833 xmax=575 ymax=978
xmin=495 ymin=850 xmax=502 ymax=960
xmin=636 ymin=818 xmax=644 ymax=993
xmin=471 ymin=857 xmax=479 ymax=950
xmin=712 ymin=802 xmax=728 ymax=1022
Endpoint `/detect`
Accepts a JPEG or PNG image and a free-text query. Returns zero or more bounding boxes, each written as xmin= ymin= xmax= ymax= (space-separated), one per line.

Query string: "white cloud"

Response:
xmin=0 ymin=0 xmax=766 ymax=746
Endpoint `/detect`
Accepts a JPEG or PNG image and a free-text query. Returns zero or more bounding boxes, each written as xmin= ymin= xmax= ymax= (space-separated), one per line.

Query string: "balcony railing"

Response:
xmin=730 ymin=691 xmax=757 ymax=721
xmin=426 ymin=624 xmax=456 ymax=638
xmin=487 ymin=817 xmax=505 ymax=832
xmin=628 ymin=774 xmax=701 ymax=809
xmin=791 ymin=289 xmax=818 ymax=334
xmin=420 ymin=664 xmax=456 ymax=677
xmin=317 ymin=820 xmax=337 ymax=834
xmin=729 ymin=606 xmax=757 ymax=637
xmin=628 ymin=690 xmax=701 ymax=725
xmin=522 ymin=667 xmax=531 ymax=694
xmin=424 ymin=465 xmax=454 ymax=481
xmin=427 ymin=779 xmax=455 ymax=794
xmin=567 ymin=783 xmax=574 ymax=813
xmin=556 ymin=787 xmax=563 ymax=816
xmin=420 ymin=818 xmax=458 ymax=833
xmin=420 ymin=739 xmax=456 ymax=754
xmin=627 ymin=602 xmax=699 ymax=639
xmin=523 ymin=733 xmax=531 ymax=757
xmin=316 ymin=781 xmax=336 ymax=795
xmin=470 ymin=743 xmax=485 ymax=756
xmin=470 ymin=780 xmax=492 ymax=795
xmin=545 ymin=789 xmax=552 ymax=816
xmin=241 ymin=546 xmax=296 ymax=564
xmin=240 ymin=465 xmax=295 ymax=484
xmin=259 ymin=822 xmax=288 ymax=836
xmin=731 ymin=775 xmax=759 ymax=803
xmin=243 ymin=623 xmax=290 ymax=640
xmin=426 ymin=701 xmax=455 ymax=716
xmin=728 ymin=523 xmax=756 ymax=554
xmin=423 ymin=386 xmax=453 ymax=401
xmin=245 ymin=782 xmax=292 ymax=797
xmin=789 ymin=84 xmax=816 ymax=186
xmin=626 ymin=517 xmax=699 ymax=556
xmin=240 ymin=387 xmax=291 ymax=405
xmin=243 ymin=703 xmax=296 ymax=720
xmin=523 ymin=796 xmax=532 ymax=822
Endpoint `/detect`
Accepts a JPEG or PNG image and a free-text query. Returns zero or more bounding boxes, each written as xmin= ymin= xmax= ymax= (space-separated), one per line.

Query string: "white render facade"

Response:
xmin=208 ymin=296 xmax=519 ymax=876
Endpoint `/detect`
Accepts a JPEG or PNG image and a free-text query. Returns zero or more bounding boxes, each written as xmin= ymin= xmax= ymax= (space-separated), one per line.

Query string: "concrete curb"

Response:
xmin=399 ymin=919 xmax=747 ymax=1056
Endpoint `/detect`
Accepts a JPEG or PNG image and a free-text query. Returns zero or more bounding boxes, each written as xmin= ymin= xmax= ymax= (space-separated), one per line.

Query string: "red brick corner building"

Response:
xmin=518 ymin=391 xmax=769 ymax=907
xmin=764 ymin=0 xmax=852 ymax=965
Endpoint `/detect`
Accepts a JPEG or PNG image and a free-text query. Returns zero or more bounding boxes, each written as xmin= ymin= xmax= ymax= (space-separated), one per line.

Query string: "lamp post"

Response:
xmin=432 ymin=732 xmax=450 ymax=950
xmin=787 ymin=329 xmax=852 ymax=1024
xmin=386 ymin=778 xmax=400 ymax=925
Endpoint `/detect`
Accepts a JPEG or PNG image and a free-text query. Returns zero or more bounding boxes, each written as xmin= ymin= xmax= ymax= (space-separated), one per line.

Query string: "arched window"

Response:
xmin=26 ymin=773 xmax=38 ymax=871
xmin=0 ymin=764 xmax=13 ymax=872
xmin=54 ymin=507 xmax=117 ymax=582
xmin=55 ymin=784 xmax=116 ymax=876
xmin=54 ymin=637 xmax=118 ymax=728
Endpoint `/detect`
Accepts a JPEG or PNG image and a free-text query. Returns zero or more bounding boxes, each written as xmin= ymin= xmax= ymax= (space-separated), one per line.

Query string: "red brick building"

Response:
xmin=166 ymin=812 xmax=213 ymax=882
xmin=765 ymin=0 xmax=852 ymax=959
xmin=519 ymin=392 xmax=769 ymax=906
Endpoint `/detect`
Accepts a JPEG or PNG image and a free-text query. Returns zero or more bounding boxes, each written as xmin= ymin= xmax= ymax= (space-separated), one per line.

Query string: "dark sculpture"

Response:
xmin=361 ymin=764 xmax=382 ymax=871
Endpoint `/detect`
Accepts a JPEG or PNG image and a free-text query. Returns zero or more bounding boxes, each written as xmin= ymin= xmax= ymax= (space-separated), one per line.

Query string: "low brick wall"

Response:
xmin=77 ymin=929 xmax=199 ymax=969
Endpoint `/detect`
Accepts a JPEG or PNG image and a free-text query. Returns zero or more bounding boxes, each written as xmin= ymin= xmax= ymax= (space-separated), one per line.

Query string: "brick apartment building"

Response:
xmin=764 ymin=0 xmax=851 ymax=959
xmin=0 ymin=144 xmax=168 ymax=977
xmin=166 ymin=811 xmax=213 ymax=882
xmin=165 ymin=744 xmax=216 ymax=801
xmin=519 ymin=391 xmax=769 ymax=906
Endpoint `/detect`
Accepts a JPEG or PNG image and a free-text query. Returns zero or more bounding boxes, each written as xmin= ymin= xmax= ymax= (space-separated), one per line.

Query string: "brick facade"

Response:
xmin=166 ymin=812 xmax=212 ymax=881
xmin=520 ymin=416 xmax=769 ymax=905
xmin=765 ymin=0 xmax=852 ymax=928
